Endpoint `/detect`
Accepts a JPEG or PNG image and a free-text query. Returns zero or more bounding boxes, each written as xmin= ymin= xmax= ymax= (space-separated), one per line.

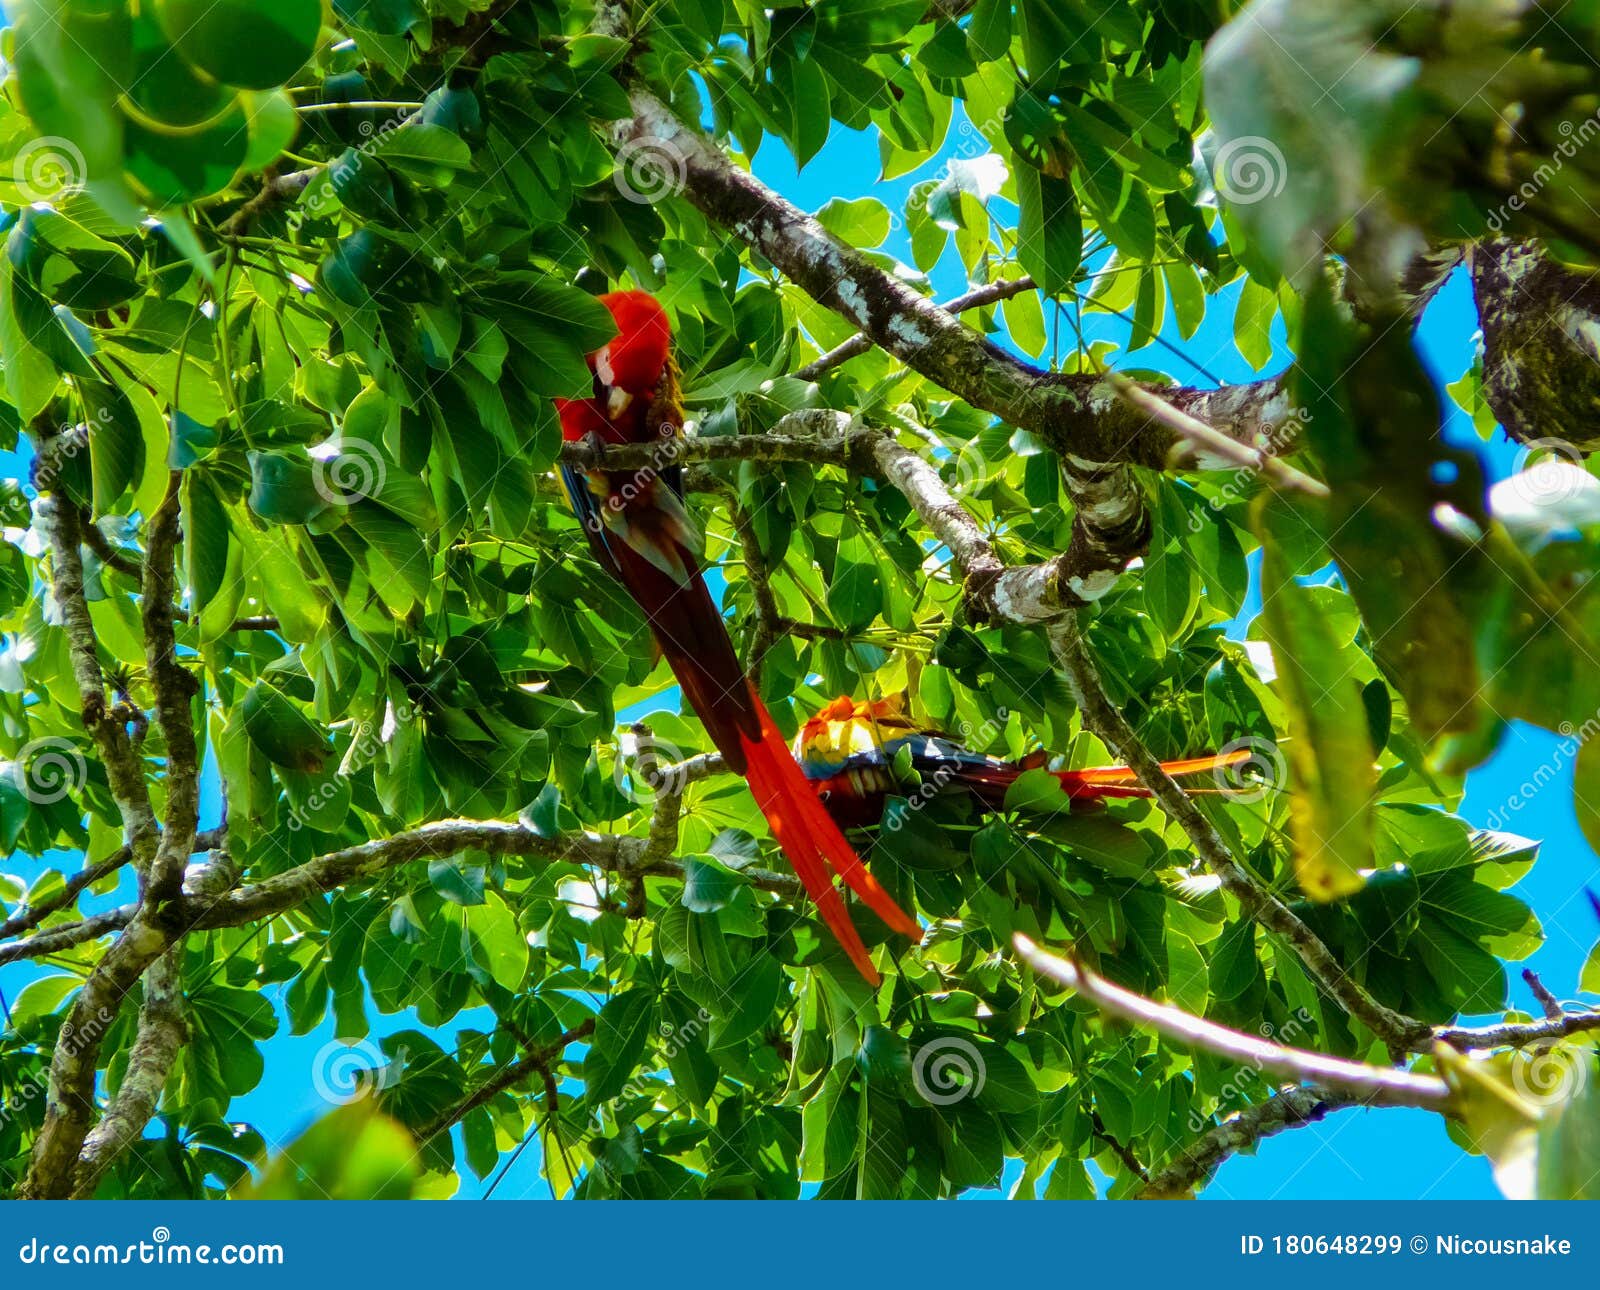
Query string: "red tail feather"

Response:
xmin=1053 ymin=747 xmax=1253 ymax=799
xmin=611 ymin=543 xmax=916 ymax=984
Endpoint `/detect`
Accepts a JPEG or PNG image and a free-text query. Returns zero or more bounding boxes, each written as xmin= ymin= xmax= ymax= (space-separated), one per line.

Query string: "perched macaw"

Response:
xmin=796 ymin=696 xmax=1251 ymax=827
xmin=556 ymin=291 xmax=918 ymax=984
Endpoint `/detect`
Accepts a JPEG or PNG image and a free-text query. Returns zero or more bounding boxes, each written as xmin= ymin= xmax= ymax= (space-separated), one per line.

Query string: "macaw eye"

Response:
xmin=594 ymin=344 xmax=615 ymax=386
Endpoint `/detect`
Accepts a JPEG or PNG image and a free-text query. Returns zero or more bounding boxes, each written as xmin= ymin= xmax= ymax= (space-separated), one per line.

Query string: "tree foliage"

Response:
xmin=1 ymin=0 xmax=1599 ymax=1201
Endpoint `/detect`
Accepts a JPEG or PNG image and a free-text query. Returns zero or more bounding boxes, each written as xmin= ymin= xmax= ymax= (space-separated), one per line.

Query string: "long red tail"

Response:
xmin=1053 ymin=749 xmax=1253 ymax=799
xmin=615 ymin=541 xmax=916 ymax=984
xmin=940 ymin=747 xmax=1253 ymax=808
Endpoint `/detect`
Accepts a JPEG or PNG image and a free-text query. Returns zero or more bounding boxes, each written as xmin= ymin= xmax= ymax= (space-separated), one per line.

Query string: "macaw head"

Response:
xmin=795 ymin=694 xmax=917 ymax=769
xmin=592 ymin=290 xmax=671 ymax=409
xmin=557 ymin=290 xmax=673 ymax=441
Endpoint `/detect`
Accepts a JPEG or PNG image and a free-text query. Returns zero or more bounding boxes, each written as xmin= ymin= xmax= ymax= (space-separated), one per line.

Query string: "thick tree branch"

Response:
xmin=1014 ymin=936 xmax=1452 ymax=1112
xmin=18 ymin=914 xmax=174 ymax=1198
xmin=72 ymin=949 xmax=187 ymax=1198
xmin=140 ymin=475 xmax=201 ymax=904
xmin=37 ymin=492 xmax=159 ymax=863
xmin=612 ymin=91 xmax=1307 ymax=606
xmin=1046 ymin=615 xmax=1433 ymax=1055
xmin=619 ymin=90 xmax=1300 ymax=472
xmin=0 ymin=798 xmax=810 ymax=968
xmin=24 ymin=483 xmax=176 ymax=1198
xmin=1470 ymin=238 xmax=1600 ymax=451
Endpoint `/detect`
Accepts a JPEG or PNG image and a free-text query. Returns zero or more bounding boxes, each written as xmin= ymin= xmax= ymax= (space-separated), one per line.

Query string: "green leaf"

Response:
xmin=155 ymin=0 xmax=321 ymax=91
xmin=1014 ymin=164 xmax=1080 ymax=296
xmin=239 ymin=679 xmax=327 ymax=773
xmin=681 ymin=855 xmax=745 ymax=913
xmin=248 ymin=450 xmax=328 ymax=525
xmin=1255 ymin=493 xmax=1374 ymax=901
xmin=584 ymin=990 xmax=657 ymax=1106
xmin=428 ymin=858 xmax=486 ymax=906
xmin=815 ymin=197 xmax=892 ymax=248
xmin=82 ymin=379 xmax=143 ymax=515
xmin=1538 ymin=1072 xmax=1600 ymax=1199
xmin=237 ymin=1098 xmax=417 ymax=1199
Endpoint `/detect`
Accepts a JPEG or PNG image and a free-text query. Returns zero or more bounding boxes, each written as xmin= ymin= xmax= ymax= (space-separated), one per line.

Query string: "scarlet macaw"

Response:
xmin=796 ymin=696 xmax=1251 ymax=828
xmin=556 ymin=291 xmax=918 ymax=984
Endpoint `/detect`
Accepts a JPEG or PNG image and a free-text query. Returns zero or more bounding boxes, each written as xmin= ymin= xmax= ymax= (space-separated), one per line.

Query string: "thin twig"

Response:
xmin=413 ymin=1019 xmax=596 ymax=1147
xmin=796 ymin=276 xmax=1040 ymax=380
xmin=1107 ymin=373 xmax=1329 ymax=498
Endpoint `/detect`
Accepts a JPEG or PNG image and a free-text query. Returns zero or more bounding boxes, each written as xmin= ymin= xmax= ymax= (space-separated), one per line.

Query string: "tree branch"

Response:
xmin=1046 ymin=615 xmax=1433 ymax=1055
xmin=1136 ymin=1084 xmax=1354 ymax=1198
xmin=618 ymin=90 xmax=1301 ymax=471
xmin=1470 ymin=238 xmax=1600 ymax=451
xmin=37 ymin=491 xmax=159 ymax=864
xmin=795 ymin=275 xmax=1041 ymax=381
xmin=1014 ymin=936 xmax=1452 ymax=1112
xmin=1436 ymin=1010 xmax=1600 ymax=1050
xmin=0 ymin=829 xmax=225 ymax=961
xmin=17 ymin=915 xmax=175 ymax=1198
xmin=0 ymin=853 xmax=130 ymax=943
xmin=71 ymin=948 xmax=187 ymax=1198
xmin=140 ymin=474 xmax=201 ymax=905
xmin=0 ymin=904 xmax=140 ymax=966
xmin=412 ymin=1019 xmax=596 ymax=1148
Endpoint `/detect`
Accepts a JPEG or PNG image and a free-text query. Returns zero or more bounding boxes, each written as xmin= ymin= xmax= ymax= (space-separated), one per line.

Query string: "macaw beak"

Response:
xmin=607 ymin=387 xmax=634 ymax=418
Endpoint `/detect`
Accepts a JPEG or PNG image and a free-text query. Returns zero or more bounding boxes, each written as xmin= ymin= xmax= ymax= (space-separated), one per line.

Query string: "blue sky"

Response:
xmin=4 ymin=109 xmax=1597 ymax=1202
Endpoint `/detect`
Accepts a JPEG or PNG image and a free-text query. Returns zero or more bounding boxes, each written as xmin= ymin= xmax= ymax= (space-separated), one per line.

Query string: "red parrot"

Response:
xmin=556 ymin=291 xmax=918 ymax=984
xmin=796 ymin=696 xmax=1251 ymax=828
